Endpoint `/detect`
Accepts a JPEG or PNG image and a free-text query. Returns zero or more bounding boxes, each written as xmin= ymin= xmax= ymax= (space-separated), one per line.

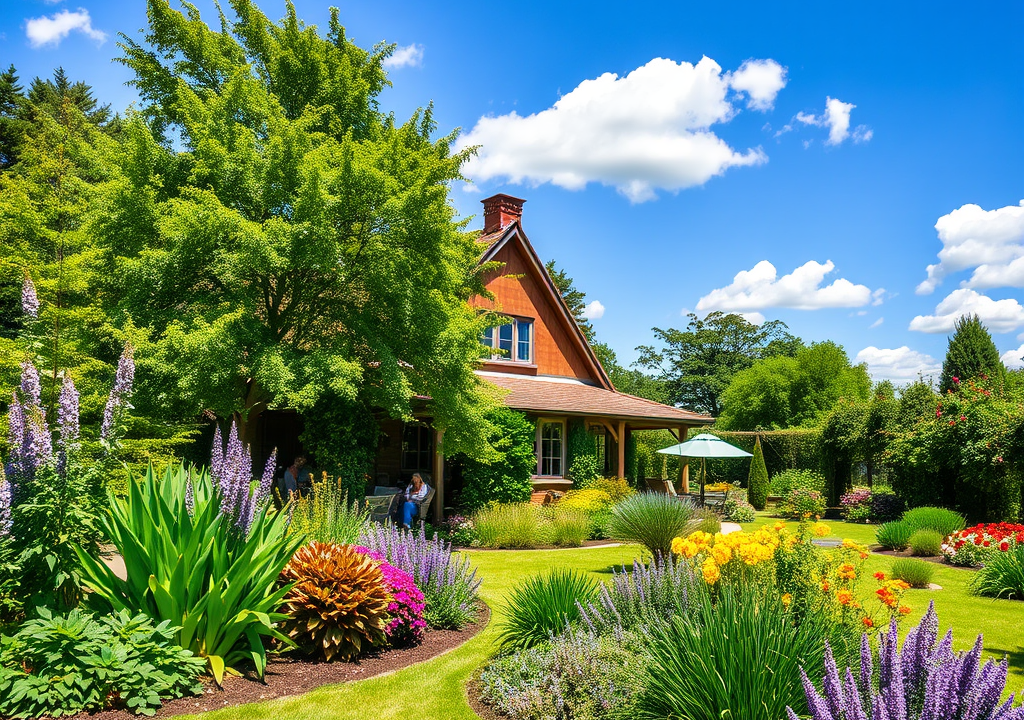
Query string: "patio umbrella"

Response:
xmin=657 ymin=433 xmax=752 ymax=504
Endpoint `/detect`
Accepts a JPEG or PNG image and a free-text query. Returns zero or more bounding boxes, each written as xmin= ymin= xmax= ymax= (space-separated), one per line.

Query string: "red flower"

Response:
xmin=952 ymin=376 xmax=960 ymax=383
xmin=959 ymin=415 xmax=966 ymax=421
xmin=983 ymin=540 xmax=990 ymax=547
xmin=1000 ymin=541 xmax=1009 ymax=551
xmin=936 ymin=409 xmax=942 ymax=417
xmin=949 ymin=420 xmax=955 ymax=426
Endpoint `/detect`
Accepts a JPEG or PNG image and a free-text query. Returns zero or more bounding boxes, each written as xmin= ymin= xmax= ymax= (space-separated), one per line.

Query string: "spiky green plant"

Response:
xmin=889 ymin=557 xmax=935 ymax=588
xmin=901 ymin=506 xmax=966 ymax=537
xmin=287 ymin=474 xmax=368 ymax=544
xmin=474 ymin=503 xmax=542 ymax=549
xmin=607 ymin=493 xmax=700 ymax=557
xmin=875 ymin=520 xmax=913 ymax=550
xmin=498 ymin=569 xmax=599 ymax=651
xmin=909 ymin=529 xmax=944 ymax=556
xmin=75 ymin=464 xmax=303 ymax=684
xmin=971 ymin=544 xmax=1024 ymax=600
xmin=544 ymin=506 xmax=593 ymax=548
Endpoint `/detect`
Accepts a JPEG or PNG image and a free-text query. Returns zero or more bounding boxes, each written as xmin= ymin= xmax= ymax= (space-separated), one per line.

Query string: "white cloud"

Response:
xmin=739 ymin=311 xmax=766 ymax=325
xmin=795 ymin=97 xmax=871 ymax=145
xmin=383 ymin=43 xmax=423 ymax=69
xmin=459 ymin=56 xmax=768 ymax=203
xmin=916 ymin=200 xmax=1024 ymax=295
xmin=582 ymin=300 xmax=605 ymax=320
xmin=25 ymin=8 xmax=106 ymax=48
xmin=855 ymin=346 xmax=941 ymax=383
xmin=695 ymin=259 xmax=881 ymax=313
xmin=909 ymin=288 xmax=1024 ymax=334
xmin=727 ymin=59 xmax=787 ymax=111
xmin=869 ymin=317 xmax=884 ymax=328
xmin=1002 ymin=344 xmax=1024 ymax=369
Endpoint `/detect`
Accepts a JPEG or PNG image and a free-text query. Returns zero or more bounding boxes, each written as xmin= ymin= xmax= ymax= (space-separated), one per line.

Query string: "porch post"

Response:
xmin=678 ymin=426 xmax=690 ymax=494
xmin=617 ymin=420 xmax=626 ymax=478
xmin=433 ymin=428 xmax=445 ymax=524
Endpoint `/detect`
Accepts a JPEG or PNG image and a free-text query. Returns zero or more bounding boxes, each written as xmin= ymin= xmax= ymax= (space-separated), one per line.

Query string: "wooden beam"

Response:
xmin=433 ymin=429 xmax=445 ymax=524
xmin=617 ymin=420 xmax=626 ymax=479
xmin=679 ymin=426 xmax=690 ymax=494
xmin=597 ymin=418 xmax=619 ymax=443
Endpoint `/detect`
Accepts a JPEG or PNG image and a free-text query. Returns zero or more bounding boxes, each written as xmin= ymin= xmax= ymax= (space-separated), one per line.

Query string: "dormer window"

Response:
xmin=481 ymin=318 xmax=534 ymax=363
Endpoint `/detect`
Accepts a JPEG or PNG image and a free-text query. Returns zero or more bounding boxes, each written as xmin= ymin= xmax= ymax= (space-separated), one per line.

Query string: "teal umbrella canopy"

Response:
xmin=657 ymin=433 xmax=752 ymax=459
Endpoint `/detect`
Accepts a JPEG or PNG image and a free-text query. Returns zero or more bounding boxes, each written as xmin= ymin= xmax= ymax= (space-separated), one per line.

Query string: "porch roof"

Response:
xmin=477 ymin=371 xmax=713 ymax=427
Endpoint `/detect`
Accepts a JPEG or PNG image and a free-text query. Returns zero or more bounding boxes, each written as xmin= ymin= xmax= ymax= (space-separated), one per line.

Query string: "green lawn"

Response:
xmin=188 ymin=522 xmax=1024 ymax=720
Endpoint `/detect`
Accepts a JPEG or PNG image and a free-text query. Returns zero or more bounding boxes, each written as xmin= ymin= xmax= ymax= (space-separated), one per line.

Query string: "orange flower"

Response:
xmin=782 ymin=593 xmax=793 ymax=607
xmin=837 ymin=563 xmax=857 ymax=580
xmin=862 ymin=617 xmax=874 ymax=627
xmin=899 ymin=605 xmax=912 ymax=616
xmin=821 ymin=581 xmax=831 ymax=592
xmin=836 ymin=589 xmax=853 ymax=606
xmin=873 ymin=572 xmax=886 ymax=581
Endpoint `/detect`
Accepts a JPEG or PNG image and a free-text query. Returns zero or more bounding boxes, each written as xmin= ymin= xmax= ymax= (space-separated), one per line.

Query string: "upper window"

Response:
xmin=481 ymin=318 xmax=534 ymax=363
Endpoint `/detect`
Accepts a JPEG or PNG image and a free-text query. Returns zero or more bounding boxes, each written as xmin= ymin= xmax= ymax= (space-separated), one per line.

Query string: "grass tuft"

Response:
xmin=890 ymin=557 xmax=935 ymax=588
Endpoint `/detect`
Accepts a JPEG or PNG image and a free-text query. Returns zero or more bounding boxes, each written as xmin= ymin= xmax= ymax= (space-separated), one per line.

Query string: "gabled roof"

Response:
xmin=476 ymin=221 xmax=614 ymax=390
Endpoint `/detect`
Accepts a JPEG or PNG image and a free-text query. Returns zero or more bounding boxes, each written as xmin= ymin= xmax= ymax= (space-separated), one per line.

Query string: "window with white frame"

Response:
xmin=538 ymin=420 xmax=564 ymax=477
xmin=481 ymin=318 xmax=534 ymax=363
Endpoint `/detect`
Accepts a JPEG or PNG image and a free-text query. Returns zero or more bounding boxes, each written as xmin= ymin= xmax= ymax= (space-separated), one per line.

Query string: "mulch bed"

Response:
xmin=465 ymin=673 xmax=503 ymax=720
xmin=83 ymin=603 xmax=490 ymax=720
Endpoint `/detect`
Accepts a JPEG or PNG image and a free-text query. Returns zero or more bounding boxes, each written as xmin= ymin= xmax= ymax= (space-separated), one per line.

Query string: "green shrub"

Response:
xmin=769 ymin=468 xmax=825 ymax=497
xmin=909 ymin=529 xmax=943 ymax=556
xmin=637 ymin=585 xmax=849 ymax=720
xmin=875 ymin=521 xmax=913 ymax=550
xmin=287 ymin=474 xmax=367 ymax=544
xmin=498 ymin=570 xmax=599 ymax=651
xmin=559 ymin=488 xmax=613 ymax=515
xmin=567 ymin=423 xmax=602 ymax=486
xmin=747 ymin=437 xmax=769 ymax=510
xmin=693 ymin=508 xmax=721 ymax=535
xmin=474 ymin=503 xmax=542 ymax=549
xmin=970 ymin=544 xmax=1024 ymax=600
xmin=722 ymin=484 xmax=756 ymax=523
xmin=778 ymin=487 xmax=827 ymax=519
xmin=544 ymin=507 xmax=593 ymax=548
xmin=456 ymin=408 xmax=536 ymax=512
xmin=889 ymin=558 xmax=935 ymax=588
xmin=869 ymin=486 xmax=904 ymax=522
xmin=0 ymin=607 xmax=204 ymax=717
xmin=606 ymin=493 xmax=700 ymax=557
xmin=75 ymin=464 xmax=302 ymax=685
xmin=586 ymin=476 xmax=635 ymax=501
xmin=902 ymin=506 xmax=966 ymax=537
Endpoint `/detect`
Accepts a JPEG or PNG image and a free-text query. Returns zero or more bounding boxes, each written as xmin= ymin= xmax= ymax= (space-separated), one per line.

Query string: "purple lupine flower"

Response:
xmin=56 ymin=375 xmax=79 ymax=475
xmin=5 ymin=393 xmax=26 ymax=485
xmin=791 ymin=601 xmax=1024 ymax=720
xmin=0 ymin=466 xmax=11 ymax=534
xmin=21 ymin=275 xmax=38 ymax=319
xmin=20 ymin=362 xmax=42 ymax=409
xmin=101 ymin=345 xmax=135 ymax=442
xmin=210 ymin=420 xmax=263 ymax=534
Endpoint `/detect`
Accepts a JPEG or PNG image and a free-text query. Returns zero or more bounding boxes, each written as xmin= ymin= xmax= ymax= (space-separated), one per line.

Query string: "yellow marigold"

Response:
xmin=812 ymin=522 xmax=831 ymax=537
xmin=781 ymin=593 xmax=793 ymax=607
xmin=837 ymin=563 xmax=857 ymax=580
xmin=671 ymin=536 xmax=685 ymax=555
xmin=889 ymin=579 xmax=911 ymax=591
xmin=773 ymin=521 xmax=786 ymax=532
xmin=711 ymin=544 xmax=732 ymax=565
xmin=702 ymin=559 xmax=721 ymax=584
xmin=836 ymin=589 xmax=854 ymax=606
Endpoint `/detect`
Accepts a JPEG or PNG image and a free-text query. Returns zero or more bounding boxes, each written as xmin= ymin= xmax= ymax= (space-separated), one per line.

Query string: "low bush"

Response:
xmin=971 ymin=544 xmax=1024 ymax=600
xmin=287 ymin=474 xmax=367 ymax=544
xmin=474 ymin=503 xmax=542 ymax=549
xmin=606 ymin=493 xmax=700 ymax=557
xmin=279 ymin=542 xmax=391 ymax=661
xmin=479 ymin=627 xmax=646 ymax=720
xmin=902 ymin=506 xmax=966 ymax=537
xmin=498 ymin=569 xmax=599 ymax=651
xmin=351 ymin=546 xmax=427 ymax=646
xmin=580 ymin=557 xmax=701 ymax=635
xmin=869 ymin=486 xmax=904 ymax=522
xmin=586 ymin=476 xmax=635 ymax=502
xmin=876 ymin=520 xmax=913 ymax=550
xmin=769 ymin=468 xmax=825 ymax=497
xmin=357 ymin=524 xmax=480 ymax=630
xmin=839 ymin=487 xmax=872 ymax=522
xmin=559 ymin=488 xmax=613 ymax=514
xmin=889 ymin=558 xmax=935 ymax=588
xmin=722 ymin=484 xmax=756 ymax=523
xmin=909 ymin=529 xmax=943 ymax=556
xmin=435 ymin=514 xmax=478 ymax=548
xmin=0 ymin=608 xmax=204 ymax=718
xmin=544 ymin=506 xmax=593 ymax=548
xmin=778 ymin=487 xmax=827 ymax=519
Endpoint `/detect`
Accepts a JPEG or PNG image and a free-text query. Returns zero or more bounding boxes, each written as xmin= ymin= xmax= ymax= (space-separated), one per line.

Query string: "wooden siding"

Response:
xmin=471 ymin=239 xmax=596 ymax=382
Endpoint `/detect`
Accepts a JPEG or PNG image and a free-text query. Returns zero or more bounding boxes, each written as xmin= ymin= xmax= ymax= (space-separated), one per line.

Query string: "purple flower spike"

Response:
xmin=21 ymin=274 xmax=38 ymax=319
xmin=101 ymin=344 xmax=135 ymax=442
xmin=19 ymin=362 xmax=42 ymax=409
xmin=56 ymin=375 xmax=79 ymax=475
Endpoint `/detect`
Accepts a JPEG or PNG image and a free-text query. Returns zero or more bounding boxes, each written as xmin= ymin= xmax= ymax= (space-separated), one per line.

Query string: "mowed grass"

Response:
xmin=186 ymin=519 xmax=1024 ymax=720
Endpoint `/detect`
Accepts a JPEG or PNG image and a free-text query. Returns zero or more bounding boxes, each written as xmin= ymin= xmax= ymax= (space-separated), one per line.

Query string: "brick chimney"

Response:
xmin=482 ymin=194 xmax=526 ymax=234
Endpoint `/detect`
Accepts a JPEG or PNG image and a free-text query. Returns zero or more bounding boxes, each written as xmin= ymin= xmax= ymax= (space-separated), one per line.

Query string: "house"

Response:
xmin=373 ymin=194 xmax=713 ymax=521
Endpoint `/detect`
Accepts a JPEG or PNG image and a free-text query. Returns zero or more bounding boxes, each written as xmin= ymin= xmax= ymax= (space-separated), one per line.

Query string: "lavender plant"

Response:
xmin=358 ymin=524 xmax=481 ymax=628
xmin=100 ymin=345 xmax=135 ymax=445
xmin=21 ymin=274 xmax=38 ymax=319
xmin=790 ymin=602 xmax=1024 ymax=720
xmin=209 ymin=421 xmax=277 ymax=535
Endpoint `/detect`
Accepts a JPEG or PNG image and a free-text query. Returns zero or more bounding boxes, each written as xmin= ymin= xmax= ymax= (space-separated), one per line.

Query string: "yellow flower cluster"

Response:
xmin=672 ymin=527 xmax=783 ymax=584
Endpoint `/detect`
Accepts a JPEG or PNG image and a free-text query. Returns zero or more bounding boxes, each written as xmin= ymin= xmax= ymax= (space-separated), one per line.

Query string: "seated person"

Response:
xmin=282 ymin=455 xmax=312 ymax=499
xmin=400 ymin=472 xmax=431 ymax=528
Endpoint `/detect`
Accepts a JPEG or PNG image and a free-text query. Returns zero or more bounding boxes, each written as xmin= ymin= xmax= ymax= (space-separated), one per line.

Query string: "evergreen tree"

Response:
xmin=0 ymin=65 xmax=28 ymax=170
xmin=939 ymin=314 xmax=1005 ymax=393
xmin=747 ymin=435 xmax=768 ymax=510
xmin=545 ymin=260 xmax=594 ymax=342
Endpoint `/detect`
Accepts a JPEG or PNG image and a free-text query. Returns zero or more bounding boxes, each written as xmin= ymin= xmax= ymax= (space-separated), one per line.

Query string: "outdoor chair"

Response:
xmin=373 ymin=485 xmax=400 ymax=496
xmin=365 ymin=493 xmax=400 ymax=524
xmin=410 ymin=486 xmax=435 ymax=527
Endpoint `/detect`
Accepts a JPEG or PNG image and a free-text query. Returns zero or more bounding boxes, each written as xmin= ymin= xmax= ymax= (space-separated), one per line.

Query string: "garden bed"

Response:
xmin=82 ymin=603 xmax=489 ymax=720
xmin=464 ymin=539 xmax=623 ymax=551
xmin=872 ymin=548 xmax=978 ymax=569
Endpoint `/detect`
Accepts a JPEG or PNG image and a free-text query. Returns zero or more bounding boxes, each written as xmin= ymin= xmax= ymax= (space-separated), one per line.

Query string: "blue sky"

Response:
xmin=3 ymin=0 xmax=1023 ymax=383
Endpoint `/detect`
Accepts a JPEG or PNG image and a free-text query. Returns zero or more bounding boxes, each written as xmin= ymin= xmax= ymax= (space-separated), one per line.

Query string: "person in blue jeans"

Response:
xmin=401 ymin=473 xmax=430 ymax=528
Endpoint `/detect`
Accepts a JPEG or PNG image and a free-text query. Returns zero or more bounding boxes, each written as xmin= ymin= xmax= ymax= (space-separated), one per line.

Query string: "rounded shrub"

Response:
xmin=889 ymin=558 xmax=935 ymax=588
xmin=769 ymin=469 xmax=825 ymax=497
xmin=902 ymin=506 xmax=966 ymax=537
xmin=559 ymin=488 xmax=614 ymax=514
xmin=869 ymin=487 xmax=904 ymax=522
xmin=278 ymin=542 xmax=391 ymax=661
xmin=606 ymin=493 xmax=700 ymax=557
xmin=909 ymin=529 xmax=944 ymax=557
xmin=876 ymin=521 xmax=913 ymax=550
xmin=778 ymin=487 xmax=827 ymax=519
xmin=498 ymin=569 xmax=599 ymax=650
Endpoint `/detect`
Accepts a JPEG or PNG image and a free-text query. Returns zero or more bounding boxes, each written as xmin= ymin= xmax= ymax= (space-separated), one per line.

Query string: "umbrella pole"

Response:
xmin=700 ymin=458 xmax=706 ymax=507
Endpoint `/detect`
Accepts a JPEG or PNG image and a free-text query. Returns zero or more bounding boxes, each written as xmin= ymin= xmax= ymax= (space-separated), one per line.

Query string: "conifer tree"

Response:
xmin=939 ymin=315 xmax=1005 ymax=393
xmin=747 ymin=435 xmax=768 ymax=510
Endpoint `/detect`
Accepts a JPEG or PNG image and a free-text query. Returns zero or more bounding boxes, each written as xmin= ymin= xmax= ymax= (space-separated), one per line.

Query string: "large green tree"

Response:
xmin=101 ymin=0 xmax=498 ymax=456
xmin=545 ymin=260 xmax=594 ymax=342
xmin=636 ymin=312 xmax=803 ymax=416
xmin=939 ymin=314 xmax=1005 ymax=393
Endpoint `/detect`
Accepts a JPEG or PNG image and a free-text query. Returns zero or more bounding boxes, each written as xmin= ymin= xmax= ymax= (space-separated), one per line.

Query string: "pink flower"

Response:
xmin=952 ymin=376 xmax=959 ymax=383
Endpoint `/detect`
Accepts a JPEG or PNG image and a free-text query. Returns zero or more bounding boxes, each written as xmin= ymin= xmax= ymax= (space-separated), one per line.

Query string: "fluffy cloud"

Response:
xmin=795 ymin=97 xmax=871 ymax=145
xmin=459 ymin=56 xmax=768 ymax=202
xmin=916 ymin=200 xmax=1024 ymax=295
xmin=582 ymin=300 xmax=605 ymax=320
xmin=727 ymin=59 xmax=787 ymax=111
xmin=1001 ymin=344 xmax=1024 ymax=369
xmin=909 ymin=288 xmax=1024 ymax=334
xmin=25 ymin=9 xmax=106 ymax=48
xmin=383 ymin=43 xmax=424 ymax=69
xmin=855 ymin=346 xmax=941 ymax=383
xmin=695 ymin=259 xmax=882 ymax=313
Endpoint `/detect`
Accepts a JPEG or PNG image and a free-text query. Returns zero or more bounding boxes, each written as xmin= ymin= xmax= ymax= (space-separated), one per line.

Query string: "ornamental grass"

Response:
xmin=606 ymin=492 xmax=701 ymax=557
xmin=497 ymin=569 xmax=598 ymax=651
